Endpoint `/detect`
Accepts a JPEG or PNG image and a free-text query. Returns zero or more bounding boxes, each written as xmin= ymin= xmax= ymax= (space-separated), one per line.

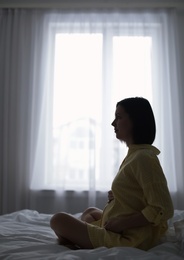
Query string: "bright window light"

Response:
xmin=53 ymin=34 xmax=103 ymax=128
xmin=112 ymin=36 xmax=152 ymax=104
xmin=51 ymin=33 xmax=103 ymax=189
xmin=47 ymin=33 xmax=153 ymax=190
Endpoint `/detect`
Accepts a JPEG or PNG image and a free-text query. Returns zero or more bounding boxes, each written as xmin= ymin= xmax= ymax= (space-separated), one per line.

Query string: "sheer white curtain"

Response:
xmin=0 ymin=8 xmax=184 ymax=214
xmin=0 ymin=9 xmax=48 ymax=214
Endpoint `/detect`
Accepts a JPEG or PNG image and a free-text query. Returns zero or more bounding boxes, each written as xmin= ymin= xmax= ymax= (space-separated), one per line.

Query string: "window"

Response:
xmin=44 ymin=29 xmax=153 ymax=191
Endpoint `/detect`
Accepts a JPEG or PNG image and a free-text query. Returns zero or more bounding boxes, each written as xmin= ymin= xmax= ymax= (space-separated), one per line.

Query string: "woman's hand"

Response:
xmin=104 ymin=216 xmax=123 ymax=233
xmin=108 ymin=190 xmax=114 ymax=203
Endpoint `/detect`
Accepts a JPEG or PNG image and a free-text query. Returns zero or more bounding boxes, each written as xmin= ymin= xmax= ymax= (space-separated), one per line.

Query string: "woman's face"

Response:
xmin=111 ymin=105 xmax=133 ymax=146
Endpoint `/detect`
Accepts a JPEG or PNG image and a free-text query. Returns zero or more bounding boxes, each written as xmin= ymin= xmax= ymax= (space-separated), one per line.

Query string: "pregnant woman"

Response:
xmin=50 ymin=97 xmax=174 ymax=250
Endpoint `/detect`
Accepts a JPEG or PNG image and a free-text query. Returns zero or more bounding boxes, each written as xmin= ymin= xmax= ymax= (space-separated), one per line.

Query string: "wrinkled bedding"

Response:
xmin=0 ymin=209 xmax=184 ymax=259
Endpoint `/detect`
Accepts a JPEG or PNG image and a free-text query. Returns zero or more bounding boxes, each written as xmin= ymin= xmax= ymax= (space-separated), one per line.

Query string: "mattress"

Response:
xmin=0 ymin=209 xmax=184 ymax=259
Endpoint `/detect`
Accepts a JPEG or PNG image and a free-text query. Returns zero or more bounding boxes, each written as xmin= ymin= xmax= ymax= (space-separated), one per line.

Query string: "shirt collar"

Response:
xmin=127 ymin=144 xmax=160 ymax=156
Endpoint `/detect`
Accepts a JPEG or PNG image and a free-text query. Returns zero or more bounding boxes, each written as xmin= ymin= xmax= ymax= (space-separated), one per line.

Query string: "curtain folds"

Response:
xmin=0 ymin=8 xmax=184 ymax=214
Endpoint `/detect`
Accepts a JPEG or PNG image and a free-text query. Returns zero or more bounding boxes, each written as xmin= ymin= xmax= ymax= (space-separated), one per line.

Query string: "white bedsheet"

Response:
xmin=0 ymin=209 xmax=184 ymax=259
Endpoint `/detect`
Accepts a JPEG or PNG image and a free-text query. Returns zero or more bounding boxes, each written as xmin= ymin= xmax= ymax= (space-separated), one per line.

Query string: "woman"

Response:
xmin=50 ymin=97 xmax=174 ymax=250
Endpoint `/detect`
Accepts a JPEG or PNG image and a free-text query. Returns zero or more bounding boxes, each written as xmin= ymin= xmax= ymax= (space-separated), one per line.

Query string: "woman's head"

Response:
xmin=111 ymin=97 xmax=156 ymax=145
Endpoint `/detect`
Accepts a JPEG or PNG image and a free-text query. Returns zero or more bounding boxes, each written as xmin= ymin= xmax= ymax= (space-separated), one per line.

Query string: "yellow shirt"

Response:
xmin=87 ymin=144 xmax=174 ymax=250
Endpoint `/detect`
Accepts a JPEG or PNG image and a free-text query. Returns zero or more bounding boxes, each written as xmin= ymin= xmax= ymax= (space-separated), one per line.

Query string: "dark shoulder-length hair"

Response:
xmin=117 ymin=97 xmax=156 ymax=145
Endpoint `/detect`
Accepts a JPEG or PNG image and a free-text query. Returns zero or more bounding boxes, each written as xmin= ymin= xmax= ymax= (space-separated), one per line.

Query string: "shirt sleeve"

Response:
xmin=134 ymin=151 xmax=174 ymax=226
xmin=141 ymin=182 xmax=174 ymax=225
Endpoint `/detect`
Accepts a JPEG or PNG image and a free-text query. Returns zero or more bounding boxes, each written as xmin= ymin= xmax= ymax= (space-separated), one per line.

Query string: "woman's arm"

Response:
xmin=104 ymin=212 xmax=149 ymax=234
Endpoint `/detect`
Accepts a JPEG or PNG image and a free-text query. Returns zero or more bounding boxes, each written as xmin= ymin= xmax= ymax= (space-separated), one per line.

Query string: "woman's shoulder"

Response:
xmin=127 ymin=145 xmax=162 ymax=170
xmin=128 ymin=144 xmax=160 ymax=158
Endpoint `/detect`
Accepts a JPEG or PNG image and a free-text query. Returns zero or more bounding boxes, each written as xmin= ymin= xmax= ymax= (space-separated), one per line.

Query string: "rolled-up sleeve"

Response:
xmin=141 ymin=182 xmax=174 ymax=226
xmin=135 ymin=152 xmax=174 ymax=226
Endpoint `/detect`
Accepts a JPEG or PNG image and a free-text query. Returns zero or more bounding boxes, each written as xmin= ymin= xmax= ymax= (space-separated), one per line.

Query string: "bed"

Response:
xmin=0 ymin=209 xmax=183 ymax=259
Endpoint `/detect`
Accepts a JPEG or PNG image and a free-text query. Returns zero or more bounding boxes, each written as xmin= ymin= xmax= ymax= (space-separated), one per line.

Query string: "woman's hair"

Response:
xmin=117 ymin=97 xmax=156 ymax=145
